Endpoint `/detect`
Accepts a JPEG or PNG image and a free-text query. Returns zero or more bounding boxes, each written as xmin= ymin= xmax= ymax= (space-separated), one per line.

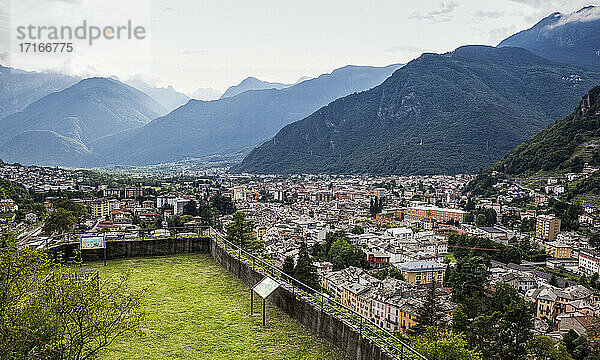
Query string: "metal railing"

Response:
xmin=209 ymin=228 xmax=427 ymax=360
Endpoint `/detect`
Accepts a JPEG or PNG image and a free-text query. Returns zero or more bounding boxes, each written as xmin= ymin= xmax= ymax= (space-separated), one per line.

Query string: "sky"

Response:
xmin=0 ymin=0 xmax=597 ymax=94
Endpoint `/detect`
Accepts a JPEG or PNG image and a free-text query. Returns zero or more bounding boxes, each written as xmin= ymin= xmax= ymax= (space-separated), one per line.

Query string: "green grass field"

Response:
xmin=85 ymin=254 xmax=344 ymax=360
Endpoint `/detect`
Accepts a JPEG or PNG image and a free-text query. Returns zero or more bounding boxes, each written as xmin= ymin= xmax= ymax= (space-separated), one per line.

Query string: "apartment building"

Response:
xmin=404 ymin=205 xmax=465 ymax=224
xmin=579 ymin=248 xmax=600 ymax=275
xmin=545 ymin=241 xmax=572 ymax=259
xmin=399 ymin=260 xmax=445 ymax=285
xmin=536 ymin=214 xmax=561 ymax=241
xmin=90 ymin=199 xmax=109 ymax=218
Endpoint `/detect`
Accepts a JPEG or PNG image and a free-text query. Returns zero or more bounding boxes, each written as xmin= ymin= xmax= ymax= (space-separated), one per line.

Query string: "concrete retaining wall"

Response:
xmin=47 ymin=237 xmax=211 ymax=262
xmin=210 ymin=241 xmax=396 ymax=360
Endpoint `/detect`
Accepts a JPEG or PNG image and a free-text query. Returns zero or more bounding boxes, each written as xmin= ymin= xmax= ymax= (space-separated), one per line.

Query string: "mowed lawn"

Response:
xmin=85 ymin=254 xmax=344 ymax=360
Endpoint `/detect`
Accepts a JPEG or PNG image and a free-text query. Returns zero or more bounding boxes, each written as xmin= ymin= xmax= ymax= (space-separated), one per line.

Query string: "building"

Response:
xmin=124 ymin=187 xmax=143 ymax=199
xmin=0 ymin=199 xmax=18 ymax=212
xmin=545 ymin=241 xmax=573 ymax=259
xmin=404 ymin=205 xmax=465 ymax=224
xmin=579 ymin=248 xmax=600 ymax=275
xmin=477 ymin=227 xmax=509 ymax=246
xmin=90 ymin=199 xmax=109 ymax=218
xmin=102 ymin=188 xmax=121 ymax=198
xmin=398 ymin=260 xmax=445 ymax=285
xmin=366 ymin=252 xmax=391 ymax=268
xmin=529 ymin=285 xmax=593 ymax=321
xmin=536 ymin=214 xmax=561 ymax=241
xmin=385 ymin=227 xmax=414 ymax=240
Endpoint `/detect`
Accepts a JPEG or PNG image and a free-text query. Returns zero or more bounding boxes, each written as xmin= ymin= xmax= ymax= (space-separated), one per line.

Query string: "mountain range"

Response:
xmin=0 ymin=77 xmax=164 ymax=167
xmin=233 ymin=45 xmax=600 ymax=175
xmin=1 ymin=6 xmax=600 ymax=173
xmin=499 ymin=5 xmax=600 ymax=69
xmin=90 ymin=64 xmax=403 ymax=166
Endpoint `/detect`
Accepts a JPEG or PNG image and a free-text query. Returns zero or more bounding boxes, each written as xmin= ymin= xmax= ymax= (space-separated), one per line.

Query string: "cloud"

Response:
xmin=409 ymin=2 xmax=458 ymax=22
xmin=385 ymin=45 xmax=433 ymax=53
xmin=474 ymin=11 xmax=505 ymax=19
xmin=179 ymin=50 xmax=206 ymax=55
xmin=549 ymin=5 xmax=600 ymax=28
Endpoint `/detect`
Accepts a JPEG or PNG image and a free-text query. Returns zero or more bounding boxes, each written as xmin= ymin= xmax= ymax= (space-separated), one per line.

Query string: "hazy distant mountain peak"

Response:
xmin=220 ymin=76 xmax=291 ymax=99
xmin=124 ymin=78 xmax=190 ymax=113
xmin=92 ymin=63 xmax=403 ymax=166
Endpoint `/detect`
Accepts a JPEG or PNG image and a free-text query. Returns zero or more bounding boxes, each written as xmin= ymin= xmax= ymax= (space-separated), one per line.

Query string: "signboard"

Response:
xmin=252 ymin=276 xmax=280 ymax=299
xmin=80 ymin=236 xmax=105 ymax=250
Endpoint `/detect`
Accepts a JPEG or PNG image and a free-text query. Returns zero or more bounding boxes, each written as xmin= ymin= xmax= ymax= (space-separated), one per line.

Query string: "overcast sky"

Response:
xmin=1 ymin=0 xmax=596 ymax=93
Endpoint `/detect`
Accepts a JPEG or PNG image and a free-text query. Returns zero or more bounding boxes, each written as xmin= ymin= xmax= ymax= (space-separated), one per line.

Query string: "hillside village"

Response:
xmin=2 ymin=160 xmax=600 ymax=344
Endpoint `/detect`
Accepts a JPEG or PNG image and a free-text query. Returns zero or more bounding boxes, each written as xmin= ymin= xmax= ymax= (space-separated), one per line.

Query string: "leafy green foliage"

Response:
xmin=43 ymin=208 xmax=76 ymax=235
xmin=369 ymin=197 xmax=385 ymax=216
xmin=211 ymin=194 xmax=236 ymax=216
xmin=494 ymin=86 xmax=600 ymax=176
xmin=0 ymin=230 xmax=144 ymax=360
xmin=463 ymin=174 xmax=498 ymax=196
xmin=448 ymin=233 xmax=525 ymax=264
xmin=350 ymin=225 xmax=364 ymax=235
xmin=373 ymin=267 xmax=404 ymax=281
xmin=407 ymin=327 xmax=482 ymax=360
xmin=312 ymin=231 xmax=367 ymax=270
xmin=548 ymin=198 xmax=582 ymax=231
xmin=282 ymin=255 xmax=295 ymax=275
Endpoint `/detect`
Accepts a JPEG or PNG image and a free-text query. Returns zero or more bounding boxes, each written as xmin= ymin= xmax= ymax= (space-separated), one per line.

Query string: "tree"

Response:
xmin=328 ymin=238 xmax=367 ymax=270
xmin=408 ymin=327 xmax=482 ymax=360
xmin=451 ymin=306 xmax=470 ymax=334
xmin=282 ymin=255 xmax=295 ymax=275
xmin=57 ymin=198 xmax=89 ymax=226
xmin=589 ymin=233 xmax=600 ymax=251
xmin=374 ymin=267 xmax=404 ymax=281
xmin=225 ymin=211 xmax=262 ymax=252
xmin=43 ymin=208 xmax=76 ymax=235
xmin=446 ymin=256 xmax=490 ymax=317
xmin=0 ymin=230 xmax=144 ymax=360
xmin=351 ymin=225 xmax=364 ymax=235
xmin=293 ymin=242 xmax=319 ymax=290
xmin=476 ymin=214 xmax=487 ymax=227
xmin=528 ymin=335 xmax=573 ymax=360
xmin=499 ymin=245 xmax=523 ymax=264
xmin=182 ymin=200 xmax=197 ymax=216
xmin=414 ymin=283 xmax=444 ymax=330
xmin=211 ymin=194 xmax=236 ymax=215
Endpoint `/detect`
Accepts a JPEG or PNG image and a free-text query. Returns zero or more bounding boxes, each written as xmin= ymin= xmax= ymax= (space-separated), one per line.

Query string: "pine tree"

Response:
xmin=282 ymin=255 xmax=295 ymax=275
xmin=293 ymin=242 xmax=319 ymax=290
xmin=414 ymin=283 xmax=444 ymax=332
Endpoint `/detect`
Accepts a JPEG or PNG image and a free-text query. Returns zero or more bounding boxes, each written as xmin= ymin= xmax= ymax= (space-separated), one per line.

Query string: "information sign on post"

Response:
xmin=251 ymin=276 xmax=280 ymax=326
